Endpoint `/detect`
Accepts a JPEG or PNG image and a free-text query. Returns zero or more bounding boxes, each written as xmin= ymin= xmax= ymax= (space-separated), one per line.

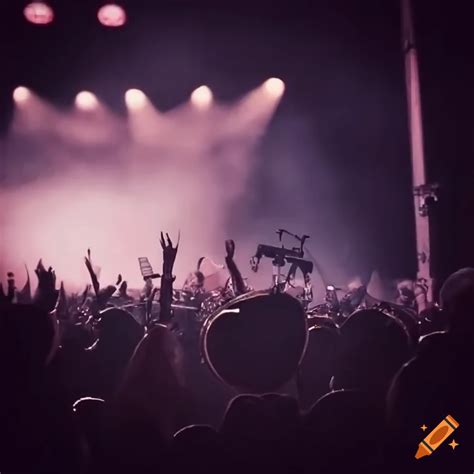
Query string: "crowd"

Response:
xmin=0 ymin=235 xmax=472 ymax=474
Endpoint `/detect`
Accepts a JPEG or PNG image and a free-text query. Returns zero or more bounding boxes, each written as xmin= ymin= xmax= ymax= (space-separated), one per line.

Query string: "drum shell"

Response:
xmin=200 ymin=290 xmax=308 ymax=393
xmin=370 ymin=303 xmax=419 ymax=346
xmin=334 ymin=306 xmax=416 ymax=392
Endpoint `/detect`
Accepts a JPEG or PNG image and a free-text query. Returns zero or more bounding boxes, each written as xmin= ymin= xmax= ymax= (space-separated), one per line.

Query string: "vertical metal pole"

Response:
xmin=401 ymin=0 xmax=434 ymax=308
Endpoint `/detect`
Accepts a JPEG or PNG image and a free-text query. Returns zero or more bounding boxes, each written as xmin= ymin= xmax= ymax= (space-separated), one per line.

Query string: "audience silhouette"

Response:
xmin=0 ymin=244 xmax=472 ymax=474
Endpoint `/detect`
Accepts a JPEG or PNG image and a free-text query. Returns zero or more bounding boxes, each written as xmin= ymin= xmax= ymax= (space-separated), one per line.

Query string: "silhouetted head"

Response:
xmin=260 ymin=393 xmax=301 ymax=439
xmin=93 ymin=307 xmax=144 ymax=355
xmin=114 ymin=324 xmax=186 ymax=440
xmin=302 ymin=389 xmax=382 ymax=471
xmin=0 ymin=303 xmax=57 ymax=383
xmin=440 ymin=267 xmax=474 ymax=333
xmin=72 ymin=397 xmax=105 ymax=459
xmin=221 ymin=393 xmax=300 ymax=442
xmin=220 ymin=394 xmax=266 ymax=440
xmin=123 ymin=324 xmax=184 ymax=386
xmin=173 ymin=424 xmax=219 ymax=447
xmin=172 ymin=425 xmax=221 ymax=472
xmin=73 ymin=396 xmax=105 ymax=432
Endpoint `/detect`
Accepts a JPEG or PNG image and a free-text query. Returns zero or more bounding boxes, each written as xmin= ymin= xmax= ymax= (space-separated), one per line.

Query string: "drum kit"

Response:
xmin=113 ymin=230 xmax=420 ymax=393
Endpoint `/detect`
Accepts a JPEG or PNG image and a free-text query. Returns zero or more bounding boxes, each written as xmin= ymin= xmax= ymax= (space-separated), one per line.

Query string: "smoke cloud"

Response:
xmin=1 ymin=86 xmax=291 ymax=293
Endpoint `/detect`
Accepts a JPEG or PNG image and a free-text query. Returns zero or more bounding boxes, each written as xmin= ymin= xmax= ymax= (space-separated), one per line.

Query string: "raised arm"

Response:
xmin=84 ymin=249 xmax=121 ymax=313
xmin=33 ymin=260 xmax=59 ymax=312
xmin=158 ymin=232 xmax=178 ymax=323
xmin=225 ymin=239 xmax=247 ymax=296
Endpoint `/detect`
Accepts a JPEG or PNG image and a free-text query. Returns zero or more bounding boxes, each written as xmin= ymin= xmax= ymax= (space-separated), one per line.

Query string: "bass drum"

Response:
xmin=371 ymin=302 xmax=419 ymax=346
xmin=201 ymin=290 xmax=308 ymax=393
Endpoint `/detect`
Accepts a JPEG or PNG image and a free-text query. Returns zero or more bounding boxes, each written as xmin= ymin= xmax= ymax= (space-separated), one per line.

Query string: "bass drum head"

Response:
xmin=201 ymin=291 xmax=308 ymax=393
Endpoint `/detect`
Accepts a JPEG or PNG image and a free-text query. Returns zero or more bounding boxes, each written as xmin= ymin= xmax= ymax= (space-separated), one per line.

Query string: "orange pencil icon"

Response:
xmin=415 ymin=415 xmax=459 ymax=459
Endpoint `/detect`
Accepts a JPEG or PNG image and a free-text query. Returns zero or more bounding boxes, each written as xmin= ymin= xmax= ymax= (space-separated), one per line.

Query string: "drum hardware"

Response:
xmin=336 ymin=285 xmax=368 ymax=324
xmin=137 ymin=257 xmax=161 ymax=281
xmin=250 ymin=229 xmax=314 ymax=309
xmin=250 ymin=244 xmax=304 ymax=274
xmin=325 ymin=285 xmax=340 ymax=312
xmin=306 ymin=313 xmax=338 ymax=331
xmin=306 ymin=302 xmax=330 ymax=318
xmin=308 ymin=285 xmax=343 ymax=325
xmin=306 ymin=284 xmax=369 ymax=327
xmin=171 ymin=303 xmax=201 ymax=311
xmin=276 ymin=228 xmax=310 ymax=256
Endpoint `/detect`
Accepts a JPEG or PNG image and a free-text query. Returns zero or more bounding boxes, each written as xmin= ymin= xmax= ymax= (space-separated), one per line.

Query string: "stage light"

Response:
xmin=24 ymin=2 xmax=54 ymax=25
xmin=263 ymin=77 xmax=285 ymax=98
xmin=75 ymin=91 xmax=99 ymax=111
xmin=98 ymin=4 xmax=127 ymax=27
xmin=125 ymin=89 xmax=146 ymax=110
xmin=190 ymin=85 xmax=213 ymax=109
xmin=13 ymin=86 xmax=31 ymax=104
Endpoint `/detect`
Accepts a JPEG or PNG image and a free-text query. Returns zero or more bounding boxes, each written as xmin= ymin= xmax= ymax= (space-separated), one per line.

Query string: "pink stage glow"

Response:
xmin=1 ymin=84 xmax=368 ymax=297
xmin=1 ymin=87 xmax=281 ymax=291
xmin=97 ymin=4 xmax=127 ymax=27
xmin=24 ymin=2 xmax=54 ymax=25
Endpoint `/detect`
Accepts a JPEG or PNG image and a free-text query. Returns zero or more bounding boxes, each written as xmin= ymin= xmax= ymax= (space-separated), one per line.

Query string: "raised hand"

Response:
xmin=17 ymin=265 xmax=32 ymax=303
xmin=84 ymin=250 xmax=100 ymax=296
xmin=225 ymin=239 xmax=235 ymax=259
xmin=0 ymin=272 xmax=16 ymax=303
xmin=84 ymin=249 xmax=120 ymax=312
xmin=118 ymin=280 xmax=128 ymax=297
xmin=159 ymin=231 xmax=179 ymax=324
xmin=54 ymin=281 xmax=70 ymax=321
xmin=0 ymin=283 xmax=7 ymax=303
xmin=160 ymin=232 xmax=179 ymax=277
xmin=80 ymin=284 xmax=91 ymax=306
xmin=224 ymin=239 xmax=246 ymax=296
xmin=7 ymin=272 xmax=15 ymax=299
xmin=34 ymin=259 xmax=59 ymax=312
xmin=35 ymin=259 xmax=56 ymax=291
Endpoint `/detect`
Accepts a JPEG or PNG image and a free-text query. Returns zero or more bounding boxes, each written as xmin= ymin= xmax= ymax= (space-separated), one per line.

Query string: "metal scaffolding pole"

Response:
xmin=401 ymin=0 xmax=437 ymax=309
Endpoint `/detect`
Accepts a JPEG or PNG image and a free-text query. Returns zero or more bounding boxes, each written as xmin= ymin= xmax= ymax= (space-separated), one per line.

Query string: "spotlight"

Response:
xmin=98 ymin=4 xmax=127 ymax=27
xmin=13 ymin=86 xmax=31 ymax=104
xmin=75 ymin=91 xmax=99 ymax=111
xmin=190 ymin=85 xmax=213 ymax=110
xmin=125 ymin=89 xmax=146 ymax=110
xmin=24 ymin=2 xmax=54 ymax=25
xmin=263 ymin=78 xmax=285 ymax=98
